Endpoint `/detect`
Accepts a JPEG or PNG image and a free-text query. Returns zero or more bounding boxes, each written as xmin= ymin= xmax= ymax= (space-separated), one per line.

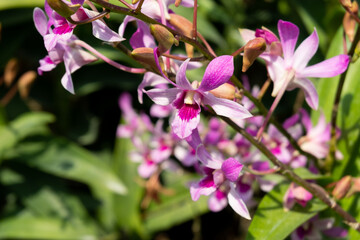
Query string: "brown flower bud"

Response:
xmin=175 ymin=0 xmax=182 ymax=7
xmin=209 ymin=83 xmax=236 ymax=100
xmin=340 ymin=0 xmax=353 ymax=8
xmin=47 ymin=0 xmax=81 ymax=18
xmin=332 ymin=175 xmax=352 ymax=200
xmin=169 ymin=13 xmax=194 ymax=57
xmin=4 ymin=58 xmax=19 ymax=87
xmin=150 ymin=24 xmax=179 ymax=54
xmin=242 ymin=37 xmax=266 ymax=72
xmin=343 ymin=1 xmax=358 ymax=42
xmin=132 ymin=0 xmax=140 ymax=4
xmin=18 ymin=71 xmax=37 ymax=99
xmin=132 ymin=47 xmax=165 ymax=75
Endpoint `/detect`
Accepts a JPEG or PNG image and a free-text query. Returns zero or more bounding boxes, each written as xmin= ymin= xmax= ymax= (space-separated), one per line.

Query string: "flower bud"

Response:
xmin=132 ymin=0 xmax=140 ymax=3
xmin=150 ymin=24 xmax=179 ymax=54
xmin=18 ymin=71 xmax=37 ymax=99
xmin=242 ymin=37 xmax=266 ymax=72
xmin=132 ymin=47 xmax=165 ymax=75
xmin=47 ymin=0 xmax=81 ymax=18
xmin=340 ymin=0 xmax=353 ymax=8
xmin=343 ymin=1 xmax=358 ymax=42
xmin=169 ymin=13 xmax=194 ymax=57
xmin=209 ymin=83 xmax=236 ymax=100
xmin=4 ymin=58 xmax=19 ymax=87
xmin=175 ymin=0 xmax=182 ymax=7
xmin=332 ymin=175 xmax=352 ymax=200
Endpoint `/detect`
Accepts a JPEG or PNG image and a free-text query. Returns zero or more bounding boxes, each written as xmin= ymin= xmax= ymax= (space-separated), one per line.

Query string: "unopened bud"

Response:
xmin=169 ymin=14 xmax=194 ymax=57
xmin=47 ymin=0 xmax=81 ymax=18
xmin=132 ymin=0 xmax=140 ymax=4
xmin=209 ymin=83 xmax=236 ymax=100
xmin=18 ymin=71 xmax=37 ymax=99
xmin=343 ymin=1 xmax=358 ymax=42
xmin=150 ymin=24 xmax=179 ymax=54
xmin=132 ymin=47 xmax=165 ymax=75
xmin=340 ymin=0 xmax=353 ymax=8
xmin=332 ymin=175 xmax=352 ymax=200
xmin=175 ymin=0 xmax=182 ymax=7
xmin=242 ymin=37 xmax=266 ymax=72
xmin=4 ymin=58 xmax=19 ymax=86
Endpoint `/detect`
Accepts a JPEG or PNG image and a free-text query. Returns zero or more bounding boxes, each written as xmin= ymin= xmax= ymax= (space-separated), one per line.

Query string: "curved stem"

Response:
xmin=162 ymin=53 xmax=206 ymax=62
xmin=219 ymin=115 xmax=360 ymax=232
xmin=74 ymin=40 xmax=146 ymax=74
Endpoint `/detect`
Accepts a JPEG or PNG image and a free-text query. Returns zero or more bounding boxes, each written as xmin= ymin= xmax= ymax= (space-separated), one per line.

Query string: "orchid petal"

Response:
xmin=299 ymin=54 xmax=350 ymax=78
xmin=138 ymin=161 xmax=157 ymax=178
xmin=185 ymin=128 xmax=203 ymax=149
xmin=33 ymin=8 xmax=48 ymax=36
xmin=138 ymin=72 xmax=168 ymax=103
xmin=172 ymin=110 xmax=200 ymax=139
xmin=292 ymin=28 xmax=319 ymax=70
xmin=299 ymin=109 xmax=312 ymax=132
xmin=83 ymin=9 xmax=124 ymax=42
xmin=176 ymin=58 xmax=193 ymax=90
xmin=196 ymin=145 xmax=223 ymax=169
xmin=228 ymin=183 xmax=251 ymax=219
xmin=198 ymin=55 xmax=234 ymax=92
xmin=190 ymin=181 xmax=216 ymax=201
xmin=239 ymin=29 xmax=256 ymax=44
xmin=145 ymin=88 xmax=181 ymax=105
xmin=221 ymin=158 xmax=243 ymax=182
xmin=38 ymin=56 xmax=57 ymax=75
xmin=277 ymin=20 xmax=299 ymax=62
xmin=71 ymin=0 xmax=85 ymax=4
xmin=118 ymin=15 xmax=136 ymax=38
xmin=130 ymin=20 xmax=156 ymax=49
xmin=202 ymin=92 xmax=252 ymax=119
xmin=290 ymin=78 xmax=319 ymax=109
xmin=208 ymin=191 xmax=228 ymax=212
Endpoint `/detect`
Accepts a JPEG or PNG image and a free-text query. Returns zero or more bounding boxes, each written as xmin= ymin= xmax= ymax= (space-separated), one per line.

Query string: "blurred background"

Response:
xmin=0 ymin=0 xmax=346 ymax=239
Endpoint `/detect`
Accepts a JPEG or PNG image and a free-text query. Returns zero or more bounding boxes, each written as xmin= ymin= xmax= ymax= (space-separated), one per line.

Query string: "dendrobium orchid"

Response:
xmin=255 ymin=20 xmax=350 ymax=138
xmin=145 ymin=55 xmax=252 ymax=139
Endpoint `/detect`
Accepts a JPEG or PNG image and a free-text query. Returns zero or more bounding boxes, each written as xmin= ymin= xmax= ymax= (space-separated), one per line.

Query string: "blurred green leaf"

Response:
xmin=0 ymin=112 xmax=54 ymax=161
xmin=13 ymin=136 xmax=127 ymax=195
xmin=0 ymin=215 xmax=97 ymax=240
xmin=144 ymin=170 xmax=209 ymax=233
xmin=293 ymin=167 xmax=327 ymax=180
xmin=314 ymin=25 xmax=360 ymax=239
xmin=0 ymin=1 xmax=43 ymax=10
xmin=113 ymin=137 xmax=144 ymax=237
xmin=246 ymin=183 xmax=327 ymax=240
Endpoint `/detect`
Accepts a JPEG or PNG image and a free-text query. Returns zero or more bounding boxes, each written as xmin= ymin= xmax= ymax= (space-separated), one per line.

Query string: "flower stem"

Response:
xmin=325 ymin=23 xmax=360 ymax=172
xmin=192 ymin=0 xmax=198 ymax=40
xmin=219 ymin=115 xmax=360 ymax=232
xmin=74 ymin=40 xmax=146 ymax=73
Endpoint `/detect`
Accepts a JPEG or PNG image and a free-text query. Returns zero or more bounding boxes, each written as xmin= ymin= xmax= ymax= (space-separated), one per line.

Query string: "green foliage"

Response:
xmin=246 ymin=183 xmax=327 ymax=240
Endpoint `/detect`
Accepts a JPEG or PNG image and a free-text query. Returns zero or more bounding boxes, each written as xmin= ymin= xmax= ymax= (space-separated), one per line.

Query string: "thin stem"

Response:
xmin=67 ymin=9 xmax=110 ymax=25
xmin=118 ymin=0 xmax=135 ymax=10
xmin=192 ymin=0 xmax=198 ymax=40
xmin=231 ymin=46 xmax=245 ymax=57
xmin=257 ymin=77 xmax=271 ymax=100
xmin=135 ymin=0 xmax=145 ymax=13
xmin=198 ymin=33 xmax=217 ymax=57
xmin=219 ymin=115 xmax=360 ymax=232
xmin=325 ymin=24 xmax=360 ymax=172
xmin=74 ymin=40 xmax=146 ymax=73
xmin=85 ymin=0 xmax=100 ymax=12
xmin=162 ymin=53 xmax=206 ymax=62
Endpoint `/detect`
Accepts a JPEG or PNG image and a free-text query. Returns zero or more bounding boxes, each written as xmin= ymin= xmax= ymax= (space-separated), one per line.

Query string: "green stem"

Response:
xmin=219 ymin=116 xmax=360 ymax=232
xmin=325 ymin=25 xmax=360 ymax=172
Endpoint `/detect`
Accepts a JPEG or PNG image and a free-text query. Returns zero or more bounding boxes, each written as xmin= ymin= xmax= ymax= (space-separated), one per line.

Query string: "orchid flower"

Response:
xmin=254 ymin=20 xmax=350 ymax=138
xmin=283 ymin=182 xmax=313 ymax=211
xmin=145 ymin=55 xmax=252 ymax=139
xmin=291 ymin=215 xmax=348 ymax=240
xmin=189 ymin=154 xmax=251 ymax=219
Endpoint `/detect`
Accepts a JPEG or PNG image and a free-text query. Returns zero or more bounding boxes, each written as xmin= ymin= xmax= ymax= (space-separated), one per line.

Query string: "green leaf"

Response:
xmin=113 ymin=137 xmax=145 ymax=237
xmin=13 ymin=136 xmax=127 ymax=195
xmin=0 ymin=112 xmax=55 ymax=160
xmin=0 ymin=215 xmax=97 ymax=240
xmin=0 ymin=0 xmax=44 ymax=10
xmin=143 ymin=171 xmax=209 ymax=233
xmin=293 ymin=167 xmax=327 ymax=180
xmin=246 ymin=183 xmax=327 ymax=240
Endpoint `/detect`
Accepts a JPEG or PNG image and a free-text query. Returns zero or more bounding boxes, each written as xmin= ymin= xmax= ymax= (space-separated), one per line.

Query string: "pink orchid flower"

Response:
xmin=283 ymin=182 xmax=313 ymax=211
xmin=145 ymin=55 xmax=252 ymax=139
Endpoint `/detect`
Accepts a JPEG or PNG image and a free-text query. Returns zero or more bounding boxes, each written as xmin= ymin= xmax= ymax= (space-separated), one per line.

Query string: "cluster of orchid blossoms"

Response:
xmin=33 ymin=0 xmax=356 ymax=238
